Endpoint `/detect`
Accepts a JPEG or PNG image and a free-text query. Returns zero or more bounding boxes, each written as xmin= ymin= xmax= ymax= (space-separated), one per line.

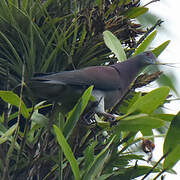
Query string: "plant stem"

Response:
xmin=2 ymin=64 xmax=25 ymax=180
xmin=153 ymin=169 xmax=166 ymax=180
xmin=141 ymin=152 xmax=168 ymax=180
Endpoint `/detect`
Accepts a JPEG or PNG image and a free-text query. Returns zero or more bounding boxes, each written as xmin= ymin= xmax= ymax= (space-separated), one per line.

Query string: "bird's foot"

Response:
xmin=103 ymin=113 xmax=118 ymax=127
xmin=82 ymin=111 xmax=97 ymax=126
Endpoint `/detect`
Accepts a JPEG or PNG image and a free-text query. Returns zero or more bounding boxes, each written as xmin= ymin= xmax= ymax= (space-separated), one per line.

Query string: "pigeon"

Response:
xmin=30 ymin=51 xmax=157 ymax=121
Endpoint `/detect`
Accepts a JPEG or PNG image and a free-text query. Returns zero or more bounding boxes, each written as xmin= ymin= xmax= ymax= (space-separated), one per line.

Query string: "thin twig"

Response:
xmin=4 ymin=62 xmax=10 ymax=128
xmin=2 ymin=64 xmax=25 ymax=180
xmin=27 ymin=103 xmax=57 ymax=178
xmin=141 ymin=152 xmax=169 ymax=180
xmin=14 ymin=106 xmax=35 ymax=174
xmin=153 ymin=169 xmax=167 ymax=180
xmin=42 ymin=165 xmax=59 ymax=180
xmin=136 ymin=19 xmax=163 ymax=48
xmin=43 ymin=102 xmax=57 ymax=152
xmin=144 ymin=0 xmax=160 ymax=7
xmin=0 ymin=61 xmax=10 ymax=178
xmin=127 ymin=19 xmax=163 ymax=56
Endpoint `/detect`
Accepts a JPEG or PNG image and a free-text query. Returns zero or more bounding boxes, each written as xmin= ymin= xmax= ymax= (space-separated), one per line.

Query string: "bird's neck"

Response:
xmin=112 ymin=57 xmax=148 ymax=75
xmin=111 ymin=58 xmax=148 ymax=90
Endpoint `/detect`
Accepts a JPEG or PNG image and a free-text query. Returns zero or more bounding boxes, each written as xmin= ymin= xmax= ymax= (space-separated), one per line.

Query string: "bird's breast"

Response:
xmin=104 ymin=89 xmax=123 ymax=110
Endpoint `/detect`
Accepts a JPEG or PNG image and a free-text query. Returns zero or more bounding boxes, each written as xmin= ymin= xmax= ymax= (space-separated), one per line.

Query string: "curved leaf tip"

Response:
xmin=103 ymin=30 xmax=126 ymax=61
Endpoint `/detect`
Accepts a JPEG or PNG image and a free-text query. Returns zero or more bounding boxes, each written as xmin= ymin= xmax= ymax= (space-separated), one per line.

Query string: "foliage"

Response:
xmin=0 ymin=0 xmax=179 ymax=180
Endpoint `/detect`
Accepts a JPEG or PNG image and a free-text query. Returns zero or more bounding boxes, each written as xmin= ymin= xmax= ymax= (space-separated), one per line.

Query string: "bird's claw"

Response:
xmin=103 ymin=114 xmax=118 ymax=127
xmin=82 ymin=111 xmax=97 ymax=126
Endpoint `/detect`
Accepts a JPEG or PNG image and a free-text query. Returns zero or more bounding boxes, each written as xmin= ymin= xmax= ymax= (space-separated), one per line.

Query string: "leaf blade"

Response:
xmin=103 ymin=30 xmax=126 ymax=61
xmin=134 ymin=30 xmax=157 ymax=56
xmin=127 ymin=86 xmax=170 ymax=114
xmin=63 ymin=86 xmax=93 ymax=139
xmin=83 ymin=136 xmax=115 ymax=180
xmin=152 ymin=40 xmax=170 ymax=57
xmin=163 ymin=111 xmax=180 ymax=170
xmin=54 ymin=125 xmax=80 ymax=180
xmin=0 ymin=91 xmax=29 ymax=118
xmin=124 ymin=7 xmax=149 ymax=19
xmin=117 ymin=114 xmax=165 ymax=132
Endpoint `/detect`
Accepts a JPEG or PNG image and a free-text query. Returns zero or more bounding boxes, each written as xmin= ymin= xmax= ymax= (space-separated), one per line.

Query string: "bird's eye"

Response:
xmin=145 ymin=52 xmax=151 ymax=57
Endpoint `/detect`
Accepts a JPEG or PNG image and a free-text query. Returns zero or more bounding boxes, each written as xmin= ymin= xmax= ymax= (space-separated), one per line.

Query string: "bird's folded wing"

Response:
xmin=31 ymin=66 xmax=121 ymax=90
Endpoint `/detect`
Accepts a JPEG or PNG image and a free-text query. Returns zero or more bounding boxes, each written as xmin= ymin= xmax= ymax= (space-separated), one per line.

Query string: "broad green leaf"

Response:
xmin=163 ymin=111 xmax=180 ymax=169
xmin=164 ymin=144 xmax=180 ymax=170
xmin=152 ymin=113 xmax=175 ymax=122
xmin=117 ymin=91 xmax=141 ymax=114
xmin=0 ymin=123 xmax=17 ymax=144
xmin=124 ymin=7 xmax=149 ymax=19
xmin=116 ymin=114 xmax=165 ymax=132
xmin=54 ymin=125 xmax=80 ymax=180
xmin=141 ymin=129 xmax=153 ymax=137
xmin=0 ymin=91 xmax=29 ymax=118
xmin=134 ymin=30 xmax=157 ymax=56
xmin=31 ymin=110 xmax=49 ymax=126
xmin=152 ymin=40 xmax=170 ymax=57
xmin=158 ymin=74 xmax=178 ymax=96
xmin=114 ymin=165 xmax=159 ymax=179
xmin=63 ymin=86 xmax=93 ymax=139
xmin=82 ymin=136 xmax=115 ymax=180
xmin=103 ymin=30 xmax=126 ymax=62
xmin=127 ymin=87 xmax=170 ymax=114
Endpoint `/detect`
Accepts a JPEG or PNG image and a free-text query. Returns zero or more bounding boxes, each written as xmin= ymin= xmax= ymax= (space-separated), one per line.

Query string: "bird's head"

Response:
xmin=138 ymin=51 xmax=157 ymax=65
xmin=134 ymin=51 xmax=179 ymax=70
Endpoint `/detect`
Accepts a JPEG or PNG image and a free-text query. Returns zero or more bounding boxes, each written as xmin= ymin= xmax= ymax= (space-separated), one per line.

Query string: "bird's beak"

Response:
xmin=154 ymin=61 xmax=164 ymax=65
xmin=154 ymin=61 xmax=179 ymax=68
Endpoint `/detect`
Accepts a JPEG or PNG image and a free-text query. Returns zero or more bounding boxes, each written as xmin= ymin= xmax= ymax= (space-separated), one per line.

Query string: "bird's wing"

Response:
xmin=31 ymin=66 xmax=121 ymax=90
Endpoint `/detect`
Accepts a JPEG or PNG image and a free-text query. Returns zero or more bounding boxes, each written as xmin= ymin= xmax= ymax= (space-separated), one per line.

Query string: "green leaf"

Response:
xmin=0 ymin=31 xmax=22 ymax=65
xmin=163 ymin=111 xmax=180 ymax=169
xmin=103 ymin=30 xmax=126 ymax=62
xmin=0 ymin=123 xmax=17 ymax=144
xmin=141 ymin=129 xmax=153 ymax=137
xmin=152 ymin=40 xmax=170 ymax=57
xmin=63 ymin=86 xmax=93 ymax=139
xmin=116 ymin=114 xmax=165 ymax=132
xmin=82 ymin=136 xmax=115 ymax=180
xmin=96 ymin=0 xmax=102 ymax=8
xmin=96 ymin=173 xmax=113 ymax=180
xmin=134 ymin=30 xmax=157 ymax=56
xmin=117 ymin=91 xmax=141 ymax=114
xmin=127 ymin=87 xmax=170 ymax=114
xmin=158 ymin=73 xmax=178 ymax=96
xmin=114 ymin=165 xmax=159 ymax=179
xmin=53 ymin=125 xmax=80 ymax=180
xmin=152 ymin=114 xmax=175 ymax=122
xmin=83 ymin=141 xmax=97 ymax=171
xmin=163 ymin=144 xmax=180 ymax=170
xmin=124 ymin=7 xmax=149 ymax=19
xmin=31 ymin=110 xmax=49 ymax=127
xmin=0 ymin=91 xmax=29 ymax=118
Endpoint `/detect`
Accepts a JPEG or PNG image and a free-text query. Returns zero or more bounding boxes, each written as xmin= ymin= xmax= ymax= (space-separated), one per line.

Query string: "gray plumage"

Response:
xmin=30 ymin=51 xmax=157 ymax=118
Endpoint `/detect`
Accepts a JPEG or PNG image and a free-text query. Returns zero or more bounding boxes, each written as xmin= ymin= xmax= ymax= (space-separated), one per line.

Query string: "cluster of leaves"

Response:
xmin=0 ymin=0 xmax=180 ymax=180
